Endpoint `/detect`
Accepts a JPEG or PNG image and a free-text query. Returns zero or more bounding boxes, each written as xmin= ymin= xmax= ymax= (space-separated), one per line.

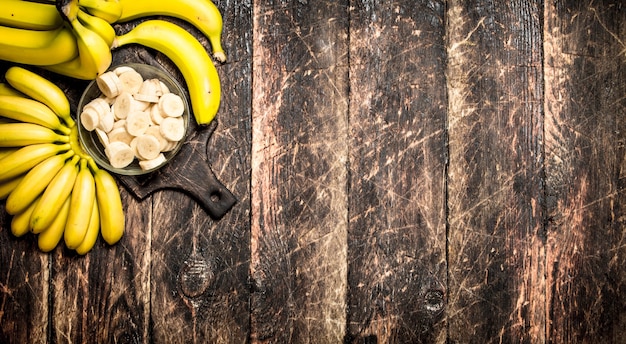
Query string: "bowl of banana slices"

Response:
xmin=77 ymin=63 xmax=189 ymax=175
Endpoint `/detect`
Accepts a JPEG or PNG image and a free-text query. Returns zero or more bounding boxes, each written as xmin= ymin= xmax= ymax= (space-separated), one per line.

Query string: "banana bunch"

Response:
xmin=0 ymin=66 xmax=125 ymax=254
xmin=0 ymin=0 xmax=227 ymax=125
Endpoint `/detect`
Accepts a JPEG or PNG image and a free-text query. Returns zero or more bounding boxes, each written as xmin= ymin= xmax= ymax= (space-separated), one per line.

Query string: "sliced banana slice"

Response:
xmin=158 ymin=93 xmax=185 ymax=118
xmin=138 ymin=78 xmax=159 ymax=96
xmin=150 ymin=103 xmax=165 ymax=125
xmin=162 ymin=139 xmax=178 ymax=152
xmin=84 ymin=97 xmax=110 ymax=116
xmin=135 ymin=134 xmax=161 ymax=160
xmin=159 ymin=116 xmax=185 ymax=142
xmin=125 ymin=111 xmax=152 ymax=136
xmin=134 ymin=92 xmax=159 ymax=103
xmin=145 ymin=125 xmax=169 ymax=151
xmin=95 ymin=128 xmax=109 ymax=146
xmin=114 ymin=66 xmax=137 ymax=76
xmin=80 ymin=107 xmax=100 ymax=131
xmin=107 ymin=127 xmax=134 ymax=145
xmin=117 ymin=69 xmax=144 ymax=94
xmin=113 ymin=92 xmax=146 ymax=119
xmin=159 ymin=81 xmax=170 ymax=95
xmin=98 ymin=109 xmax=115 ymax=133
xmin=96 ymin=71 xmax=121 ymax=98
xmin=113 ymin=119 xmax=126 ymax=130
xmin=105 ymin=141 xmax=135 ymax=169
xmin=139 ymin=153 xmax=166 ymax=171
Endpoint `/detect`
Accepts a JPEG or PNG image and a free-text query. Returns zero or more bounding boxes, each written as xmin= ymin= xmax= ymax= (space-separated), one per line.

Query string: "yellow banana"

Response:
xmin=0 ymin=96 xmax=70 ymax=135
xmin=0 ymin=175 xmax=24 ymax=200
xmin=64 ymin=159 xmax=96 ymax=249
xmin=43 ymin=16 xmax=112 ymax=80
xmin=113 ymin=20 xmax=222 ymax=125
xmin=5 ymin=150 xmax=75 ymax=215
xmin=0 ymin=83 xmax=26 ymax=97
xmin=4 ymin=66 xmax=75 ymax=128
xmin=93 ymin=167 xmax=124 ymax=245
xmin=30 ymin=155 xmax=80 ymax=234
xmin=37 ymin=195 xmax=72 ymax=252
xmin=75 ymin=197 xmax=100 ymax=255
xmin=77 ymin=9 xmax=115 ymax=47
xmin=11 ymin=196 xmax=40 ymax=237
xmin=116 ymin=0 xmax=227 ymax=62
xmin=0 ymin=0 xmax=64 ymax=31
xmin=0 ymin=123 xmax=69 ymax=147
xmin=78 ymin=0 xmax=122 ymax=24
xmin=0 ymin=143 xmax=71 ymax=182
xmin=0 ymin=147 xmax=19 ymax=160
xmin=0 ymin=25 xmax=79 ymax=66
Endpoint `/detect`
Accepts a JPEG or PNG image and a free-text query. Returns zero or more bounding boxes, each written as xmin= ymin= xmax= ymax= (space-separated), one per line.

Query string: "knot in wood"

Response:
xmin=178 ymin=254 xmax=215 ymax=299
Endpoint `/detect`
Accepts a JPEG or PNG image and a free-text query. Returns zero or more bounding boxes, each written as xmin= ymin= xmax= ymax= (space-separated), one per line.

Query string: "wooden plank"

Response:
xmin=345 ymin=1 xmax=448 ymax=343
xmin=250 ymin=1 xmax=349 ymax=342
xmin=446 ymin=0 xmax=545 ymax=342
xmin=149 ymin=1 xmax=253 ymax=341
xmin=544 ymin=1 xmax=626 ymax=342
xmin=0 ymin=212 xmax=49 ymax=344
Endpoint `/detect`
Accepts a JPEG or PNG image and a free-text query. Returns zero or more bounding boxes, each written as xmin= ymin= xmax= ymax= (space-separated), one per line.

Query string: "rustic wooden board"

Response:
xmin=250 ymin=1 xmax=349 ymax=342
xmin=446 ymin=0 xmax=545 ymax=342
xmin=144 ymin=4 xmax=252 ymax=343
xmin=346 ymin=1 xmax=448 ymax=343
xmin=544 ymin=1 xmax=626 ymax=342
xmin=1 ymin=0 xmax=625 ymax=342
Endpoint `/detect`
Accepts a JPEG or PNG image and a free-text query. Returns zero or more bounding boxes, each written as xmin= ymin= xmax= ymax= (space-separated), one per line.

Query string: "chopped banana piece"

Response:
xmin=80 ymin=107 xmax=100 ymax=131
xmin=158 ymin=93 xmax=185 ymax=117
xmin=139 ymin=153 xmax=167 ymax=171
xmin=96 ymin=71 xmax=121 ymax=98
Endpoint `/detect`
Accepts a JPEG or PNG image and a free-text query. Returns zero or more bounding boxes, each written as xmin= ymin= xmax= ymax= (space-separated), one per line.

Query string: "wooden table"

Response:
xmin=1 ymin=0 xmax=625 ymax=343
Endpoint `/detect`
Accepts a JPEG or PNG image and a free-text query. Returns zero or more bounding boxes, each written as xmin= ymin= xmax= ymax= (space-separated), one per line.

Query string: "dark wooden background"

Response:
xmin=1 ymin=0 xmax=625 ymax=343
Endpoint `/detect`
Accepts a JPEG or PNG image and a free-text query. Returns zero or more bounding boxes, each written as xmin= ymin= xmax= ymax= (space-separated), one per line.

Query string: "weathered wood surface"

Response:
xmin=1 ymin=0 xmax=625 ymax=343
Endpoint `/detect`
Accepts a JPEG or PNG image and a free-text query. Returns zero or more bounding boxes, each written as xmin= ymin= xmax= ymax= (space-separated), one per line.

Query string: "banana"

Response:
xmin=0 ymin=147 xmax=19 ymax=160
xmin=11 ymin=196 xmax=40 ymax=237
xmin=0 ymin=96 xmax=71 ymax=135
xmin=113 ymin=20 xmax=222 ymax=125
xmin=0 ymin=0 xmax=64 ymax=31
xmin=77 ymin=9 xmax=115 ymax=47
xmin=5 ymin=150 xmax=75 ymax=215
xmin=75 ymin=197 xmax=100 ymax=255
xmin=4 ymin=66 xmax=75 ymax=128
xmin=30 ymin=155 xmax=80 ymax=233
xmin=44 ymin=1 xmax=112 ymax=80
xmin=93 ymin=167 xmax=124 ymax=244
xmin=78 ymin=0 xmax=123 ymax=24
xmin=37 ymin=195 xmax=72 ymax=252
xmin=43 ymin=20 xmax=112 ymax=79
xmin=0 ymin=143 xmax=70 ymax=182
xmin=115 ymin=0 xmax=227 ymax=62
xmin=64 ymin=159 xmax=96 ymax=249
xmin=0 ymin=83 xmax=26 ymax=97
xmin=0 ymin=175 xmax=24 ymax=200
xmin=0 ymin=25 xmax=79 ymax=66
xmin=0 ymin=123 xmax=69 ymax=147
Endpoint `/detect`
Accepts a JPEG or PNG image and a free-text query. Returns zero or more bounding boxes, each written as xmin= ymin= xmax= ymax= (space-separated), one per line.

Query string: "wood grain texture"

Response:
xmin=250 ymin=1 xmax=349 ymax=342
xmin=446 ymin=0 xmax=545 ymax=342
xmin=0 ymin=0 xmax=625 ymax=342
xmin=0 ymin=212 xmax=49 ymax=344
xmin=346 ymin=1 xmax=448 ymax=343
xmin=544 ymin=1 xmax=626 ymax=342
xmin=49 ymin=191 xmax=151 ymax=343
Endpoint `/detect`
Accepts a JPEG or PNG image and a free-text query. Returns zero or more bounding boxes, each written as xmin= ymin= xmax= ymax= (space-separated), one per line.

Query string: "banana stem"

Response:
xmin=56 ymin=0 xmax=80 ymax=22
